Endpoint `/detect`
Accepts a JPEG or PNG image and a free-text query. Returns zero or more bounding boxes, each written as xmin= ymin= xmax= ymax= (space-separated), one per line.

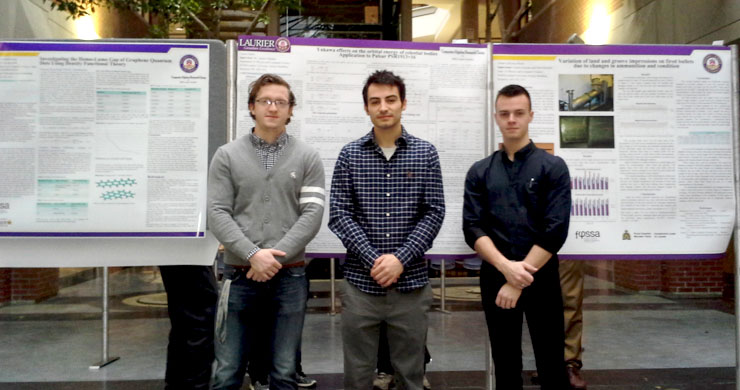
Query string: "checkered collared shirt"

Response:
xmin=329 ymin=128 xmax=445 ymax=295
xmin=250 ymin=129 xmax=289 ymax=171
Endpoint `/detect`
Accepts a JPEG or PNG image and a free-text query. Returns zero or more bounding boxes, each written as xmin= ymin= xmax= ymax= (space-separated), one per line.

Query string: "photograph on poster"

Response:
xmin=559 ymin=74 xmax=613 ymax=111
xmin=559 ymin=116 xmax=614 ymax=148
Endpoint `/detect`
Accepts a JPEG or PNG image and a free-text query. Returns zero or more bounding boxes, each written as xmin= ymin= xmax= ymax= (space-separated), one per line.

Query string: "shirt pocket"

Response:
xmin=522 ymin=177 xmax=542 ymax=210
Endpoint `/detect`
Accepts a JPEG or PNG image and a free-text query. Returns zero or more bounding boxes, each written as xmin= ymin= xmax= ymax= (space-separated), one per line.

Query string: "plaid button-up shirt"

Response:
xmin=329 ymin=128 xmax=445 ymax=295
xmin=250 ymin=129 xmax=289 ymax=171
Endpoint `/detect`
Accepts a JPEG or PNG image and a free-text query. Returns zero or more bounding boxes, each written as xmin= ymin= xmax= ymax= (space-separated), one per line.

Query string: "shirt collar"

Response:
xmin=513 ymin=140 xmax=536 ymax=160
xmin=250 ymin=128 xmax=289 ymax=149
xmin=499 ymin=140 xmax=536 ymax=165
xmin=361 ymin=127 xmax=411 ymax=148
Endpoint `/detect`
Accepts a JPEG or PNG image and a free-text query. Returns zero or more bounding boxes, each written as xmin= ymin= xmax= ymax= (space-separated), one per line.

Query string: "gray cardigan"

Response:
xmin=207 ymin=134 xmax=325 ymax=266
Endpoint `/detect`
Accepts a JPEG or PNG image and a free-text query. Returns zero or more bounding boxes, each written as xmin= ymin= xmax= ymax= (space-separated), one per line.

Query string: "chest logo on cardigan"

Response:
xmin=290 ymin=171 xmax=297 ymax=179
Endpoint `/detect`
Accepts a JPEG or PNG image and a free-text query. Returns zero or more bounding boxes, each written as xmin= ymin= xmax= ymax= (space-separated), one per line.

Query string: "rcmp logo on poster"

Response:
xmin=180 ymin=55 xmax=199 ymax=73
xmin=702 ymin=54 xmax=722 ymax=73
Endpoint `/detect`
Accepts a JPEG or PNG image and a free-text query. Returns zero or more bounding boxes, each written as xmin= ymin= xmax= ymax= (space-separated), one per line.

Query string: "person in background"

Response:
xmin=160 ymin=265 xmax=218 ymax=390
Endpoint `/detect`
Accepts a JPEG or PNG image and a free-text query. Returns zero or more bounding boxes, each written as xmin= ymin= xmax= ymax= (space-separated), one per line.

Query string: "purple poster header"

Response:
xmin=0 ymin=231 xmax=205 ymax=238
xmin=0 ymin=41 xmax=207 ymax=53
xmin=493 ymin=43 xmax=730 ymax=56
xmin=237 ymin=35 xmax=486 ymax=52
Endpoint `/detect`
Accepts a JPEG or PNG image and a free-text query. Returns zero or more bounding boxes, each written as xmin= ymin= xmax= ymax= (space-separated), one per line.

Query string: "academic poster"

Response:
xmin=0 ymin=41 xmax=210 ymax=237
xmin=236 ymin=36 xmax=489 ymax=256
xmin=492 ymin=44 xmax=735 ymax=257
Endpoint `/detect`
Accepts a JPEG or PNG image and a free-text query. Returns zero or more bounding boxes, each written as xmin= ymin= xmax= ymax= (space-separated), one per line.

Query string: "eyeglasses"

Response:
xmin=254 ymin=98 xmax=291 ymax=108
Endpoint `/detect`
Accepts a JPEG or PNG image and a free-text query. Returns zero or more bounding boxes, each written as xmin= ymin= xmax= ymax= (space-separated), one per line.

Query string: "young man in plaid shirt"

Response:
xmin=329 ymin=70 xmax=445 ymax=390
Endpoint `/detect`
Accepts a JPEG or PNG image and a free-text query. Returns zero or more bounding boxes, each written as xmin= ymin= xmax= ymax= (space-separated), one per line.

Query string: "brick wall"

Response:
xmin=614 ymin=260 xmax=662 ymax=292
xmin=614 ymin=258 xmax=724 ymax=296
xmin=0 ymin=268 xmax=60 ymax=303
xmin=0 ymin=268 xmax=10 ymax=305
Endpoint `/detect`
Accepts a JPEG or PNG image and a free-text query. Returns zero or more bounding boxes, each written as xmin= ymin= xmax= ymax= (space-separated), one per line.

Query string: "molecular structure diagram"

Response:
xmin=96 ymin=178 xmax=137 ymax=188
xmin=100 ymin=190 xmax=136 ymax=201
xmin=97 ymin=178 xmax=137 ymax=201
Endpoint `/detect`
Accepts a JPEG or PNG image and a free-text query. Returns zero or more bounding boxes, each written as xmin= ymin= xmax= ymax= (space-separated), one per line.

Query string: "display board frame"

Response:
xmin=0 ymin=39 xmax=227 ymax=267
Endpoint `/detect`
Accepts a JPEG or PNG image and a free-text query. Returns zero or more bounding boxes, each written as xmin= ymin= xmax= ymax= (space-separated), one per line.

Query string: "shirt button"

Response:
xmin=386 ymin=213 xmax=390 ymax=217
xmin=385 ymin=233 xmax=390 ymax=237
xmin=264 ymin=196 xmax=270 ymax=202
xmin=386 ymin=174 xmax=391 ymax=178
xmin=263 ymin=218 xmax=270 ymax=224
xmin=386 ymin=193 xmax=390 ymax=197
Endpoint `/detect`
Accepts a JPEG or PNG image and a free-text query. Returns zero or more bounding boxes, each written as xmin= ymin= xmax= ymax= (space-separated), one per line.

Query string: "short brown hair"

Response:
xmin=248 ymin=74 xmax=296 ymax=123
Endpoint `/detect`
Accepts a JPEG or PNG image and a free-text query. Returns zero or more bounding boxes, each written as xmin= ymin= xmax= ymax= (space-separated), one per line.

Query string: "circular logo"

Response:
xmin=703 ymin=54 xmax=722 ymax=73
xmin=180 ymin=55 xmax=199 ymax=73
xmin=275 ymin=37 xmax=291 ymax=53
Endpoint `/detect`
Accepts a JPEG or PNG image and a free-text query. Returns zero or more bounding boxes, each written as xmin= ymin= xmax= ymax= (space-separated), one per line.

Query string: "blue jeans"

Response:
xmin=212 ymin=265 xmax=308 ymax=390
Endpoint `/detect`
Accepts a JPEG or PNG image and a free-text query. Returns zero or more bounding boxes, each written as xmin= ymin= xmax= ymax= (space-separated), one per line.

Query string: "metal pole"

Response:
xmin=330 ymin=257 xmax=337 ymax=315
xmin=435 ymin=259 xmax=450 ymax=314
xmin=89 ymin=266 xmax=119 ymax=369
xmin=226 ymin=39 xmax=238 ymax=142
xmin=487 ymin=42 xmax=494 ymax=155
xmin=485 ymin=333 xmax=494 ymax=390
xmin=729 ymin=44 xmax=740 ymax=390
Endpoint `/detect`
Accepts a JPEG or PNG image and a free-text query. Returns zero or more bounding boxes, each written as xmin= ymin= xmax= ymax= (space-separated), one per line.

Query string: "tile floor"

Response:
xmin=0 ymin=264 xmax=736 ymax=389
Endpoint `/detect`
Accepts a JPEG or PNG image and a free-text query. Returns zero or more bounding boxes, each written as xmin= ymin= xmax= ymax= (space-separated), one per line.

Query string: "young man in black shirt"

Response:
xmin=463 ymin=84 xmax=571 ymax=389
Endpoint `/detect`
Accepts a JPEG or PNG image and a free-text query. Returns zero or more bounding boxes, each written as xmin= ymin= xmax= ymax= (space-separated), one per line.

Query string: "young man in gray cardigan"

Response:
xmin=208 ymin=74 xmax=325 ymax=390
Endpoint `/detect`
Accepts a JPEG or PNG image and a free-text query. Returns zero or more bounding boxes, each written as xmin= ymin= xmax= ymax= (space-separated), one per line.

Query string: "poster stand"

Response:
xmin=435 ymin=259 xmax=452 ymax=314
xmin=729 ymin=44 xmax=740 ymax=390
xmin=88 ymin=267 xmax=120 ymax=369
xmin=330 ymin=258 xmax=337 ymax=315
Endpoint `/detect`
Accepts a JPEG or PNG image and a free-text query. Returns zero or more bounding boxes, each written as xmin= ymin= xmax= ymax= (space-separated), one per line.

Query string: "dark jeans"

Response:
xmin=249 ymin=279 xmax=311 ymax=383
xmin=212 ymin=265 xmax=308 ymax=390
xmin=480 ymin=259 xmax=569 ymax=390
xmin=160 ymin=265 xmax=218 ymax=390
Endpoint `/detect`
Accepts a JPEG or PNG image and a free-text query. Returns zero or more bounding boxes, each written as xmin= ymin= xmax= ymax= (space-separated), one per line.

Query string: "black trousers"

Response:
xmin=480 ymin=259 xmax=569 ymax=390
xmin=160 ymin=265 xmax=218 ymax=390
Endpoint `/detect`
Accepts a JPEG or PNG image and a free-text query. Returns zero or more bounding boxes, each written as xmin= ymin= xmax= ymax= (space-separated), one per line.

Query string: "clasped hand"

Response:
xmin=246 ymin=249 xmax=285 ymax=282
xmin=370 ymin=254 xmax=404 ymax=287
xmin=503 ymin=260 xmax=537 ymax=289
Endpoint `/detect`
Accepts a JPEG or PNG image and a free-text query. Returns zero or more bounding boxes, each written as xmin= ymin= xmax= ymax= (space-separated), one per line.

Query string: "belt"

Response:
xmin=233 ymin=261 xmax=305 ymax=270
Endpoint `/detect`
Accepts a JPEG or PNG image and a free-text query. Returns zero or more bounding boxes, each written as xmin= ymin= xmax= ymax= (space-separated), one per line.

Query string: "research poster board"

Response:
xmin=235 ymin=36 xmax=489 ymax=257
xmin=0 ymin=40 xmax=226 ymax=266
xmin=0 ymin=41 xmax=210 ymax=237
xmin=492 ymin=44 xmax=735 ymax=258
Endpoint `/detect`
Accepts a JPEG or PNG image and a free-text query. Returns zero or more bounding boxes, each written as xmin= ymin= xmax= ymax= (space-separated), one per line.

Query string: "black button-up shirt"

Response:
xmin=462 ymin=141 xmax=571 ymax=260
